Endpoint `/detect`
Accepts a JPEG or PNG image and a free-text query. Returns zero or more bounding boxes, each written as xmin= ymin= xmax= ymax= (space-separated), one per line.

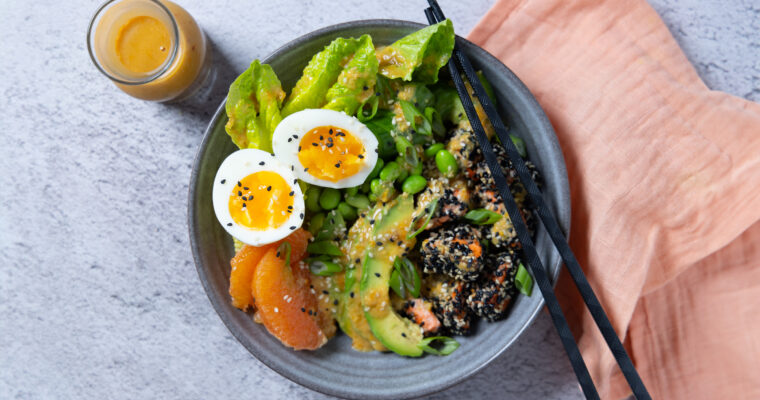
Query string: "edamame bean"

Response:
xmin=307 ymin=212 xmax=325 ymax=235
xmin=337 ymin=201 xmax=357 ymax=220
xmin=305 ymin=187 xmax=322 ymax=212
xmin=435 ymin=149 xmax=459 ymax=177
xmin=370 ymin=178 xmax=384 ymax=195
xmin=346 ymin=194 xmax=370 ymax=209
xmin=379 ymin=161 xmax=401 ymax=181
xmin=345 ymin=186 xmax=359 ymax=197
xmin=319 ymin=188 xmax=341 ymax=210
xmin=368 ymin=158 xmax=384 ymax=179
xmin=402 ymin=175 xmax=427 ymax=194
xmin=360 ymin=180 xmax=372 ymax=193
xmin=424 ymin=143 xmax=444 ymax=158
xmin=410 ymin=160 xmax=423 ymax=176
xmin=368 ymin=193 xmax=378 ymax=202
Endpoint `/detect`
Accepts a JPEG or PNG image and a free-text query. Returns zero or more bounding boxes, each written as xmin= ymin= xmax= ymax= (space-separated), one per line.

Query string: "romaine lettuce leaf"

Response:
xmin=376 ymin=19 xmax=454 ymax=84
xmin=225 ymin=60 xmax=285 ymax=152
xmin=281 ymin=37 xmax=362 ymax=116
xmin=323 ymin=35 xmax=379 ymax=115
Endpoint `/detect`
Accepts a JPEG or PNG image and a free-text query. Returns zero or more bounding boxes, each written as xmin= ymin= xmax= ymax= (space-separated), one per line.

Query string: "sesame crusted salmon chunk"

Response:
xmin=401 ymin=298 xmax=442 ymax=335
xmin=423 ymin=274 xmax=473 ymax=335
xmin=466 ymin=252 xmax=518 ymax=321
xmin=421 ymin=224 xmax=485 ymax=281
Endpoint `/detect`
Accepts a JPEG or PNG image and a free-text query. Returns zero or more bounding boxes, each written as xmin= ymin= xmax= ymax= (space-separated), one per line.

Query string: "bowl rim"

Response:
xmin=189 ymin=18 xmax=570 ymax=399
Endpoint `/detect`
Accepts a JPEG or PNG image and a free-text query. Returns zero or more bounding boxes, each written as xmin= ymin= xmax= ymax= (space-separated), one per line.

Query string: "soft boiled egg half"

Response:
xmin=272 ymin=109 xmax=378 ymax=189
xmin=212 ymin=149 xmax=305 ymax=246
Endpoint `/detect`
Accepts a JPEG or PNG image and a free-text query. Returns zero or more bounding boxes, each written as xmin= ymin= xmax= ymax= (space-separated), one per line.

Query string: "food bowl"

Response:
xmin=188 ymin=19 xmax=570 ymax=400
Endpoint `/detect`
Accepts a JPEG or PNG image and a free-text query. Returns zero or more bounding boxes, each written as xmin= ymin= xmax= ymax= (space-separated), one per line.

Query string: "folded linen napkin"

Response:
xmin=468 ymin=1 xmax=760 ymax=398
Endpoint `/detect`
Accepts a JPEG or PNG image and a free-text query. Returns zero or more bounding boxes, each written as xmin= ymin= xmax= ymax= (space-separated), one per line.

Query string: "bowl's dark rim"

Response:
xmin=188 ymin=19 xmax=570 ymax=400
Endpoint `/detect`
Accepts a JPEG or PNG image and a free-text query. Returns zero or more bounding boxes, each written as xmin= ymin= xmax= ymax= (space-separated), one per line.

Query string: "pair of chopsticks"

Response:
xmin=424 ymin=2 xmax=651 ymax=399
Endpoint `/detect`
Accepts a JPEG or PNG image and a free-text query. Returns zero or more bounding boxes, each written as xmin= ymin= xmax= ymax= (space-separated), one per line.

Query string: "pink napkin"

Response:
xmin=468 ymin=0 xmax=760 ymax=398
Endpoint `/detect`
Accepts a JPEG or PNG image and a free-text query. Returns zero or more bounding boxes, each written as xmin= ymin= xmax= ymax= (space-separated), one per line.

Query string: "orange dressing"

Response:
xmin=228 ymin=171 xmax=294 ymax=230
xmin=115 ymin=15 xmax=171 ymax=74
xmin=298 ymin=126 xmax=366 ymax=182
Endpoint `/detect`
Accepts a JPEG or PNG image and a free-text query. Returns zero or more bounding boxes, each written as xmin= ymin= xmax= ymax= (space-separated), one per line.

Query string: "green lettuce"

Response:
xmin=225 ymin=60 xmax=285 ymax=152
xmin=324 ymin=35 xmax=379 ymax=115
xmin=281 ymin=37 xmax=362 ymax=116
xmin=376 ymin=19 xmax=455 ymax=84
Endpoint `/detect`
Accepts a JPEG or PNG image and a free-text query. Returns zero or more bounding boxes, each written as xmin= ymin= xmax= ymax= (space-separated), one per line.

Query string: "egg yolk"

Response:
xmin=298 ymin=126 xmax=365 ymax=182
xmin=228 ymin=171 xmax=294 ymax=230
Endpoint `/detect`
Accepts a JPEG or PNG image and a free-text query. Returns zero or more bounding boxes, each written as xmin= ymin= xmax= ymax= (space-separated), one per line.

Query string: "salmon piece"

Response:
xmin=252 ymin=247 xmax=327 ymax=350
xmin=403 ymin=298 xmax=441 ymax=334
xmin=229 ymin=229 xmax=311 ymax=311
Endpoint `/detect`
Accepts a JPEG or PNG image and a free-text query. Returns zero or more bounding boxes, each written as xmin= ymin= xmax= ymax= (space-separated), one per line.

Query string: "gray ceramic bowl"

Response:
xmin=189 ymin=19 xmax=570 ymax=400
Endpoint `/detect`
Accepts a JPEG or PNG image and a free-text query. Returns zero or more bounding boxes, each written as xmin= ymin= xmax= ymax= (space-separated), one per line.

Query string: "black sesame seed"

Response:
xmin=312 ymin=142 xmax=318 ymax=147
xmin=220 ymin=179 xmax=226 ymax=184
xmin=322 ymin=290 xmax=329 ymax=295
xmin=333 ymin=299 xmax=339 ymax=305
xmin=301 ymin=307 xmax=306 ymax=312
xmin=237 ymin=181 xmax=242 ymax=187
xmin=358 ymin=154 xmax=364 ymax=159
xmin=374 ymin=273 xmax=381 ymax=278
xmin=363 ymin=85 xmax=368 ymax=90
xmin=289 ymin=191 xmax=294 ymax=196
xmin=401 ymin=332 xmax=407 ymax=338
xmin=287 ymin=138 xmax=292 ymax=142
xmin=355 ymin=258 xmax=360 ymax=264
xmin=374 ymin=148 xmax=378 ymax=153
xmin=308 ymin=310 xmax=313 ymax=316
xmin=259 ymin=161 xmax=265 ymax=166
xmin=369 ymin=219 xmax=375 ymax=225
xmin=276 ymin=251 xmax=281 ymax=258
xmin=335 ymin=163 xmax=340 ymax=168
xmin=327 ymin=143 xmax=334 ymax=148
xmin=298 ymin=145 xmax=302 ymax=151
xmin=227 ymin=223 xmax=232 ymax=227
xmin=320 ymin=135 xmax=324 ymax=140
xmin=237 ymin=191 xmax=242 ymax=196
xmin=290 ymin=226 xmax=296 ymax=230
xmin=329 ymin=129 xmax=333 ymax=134
xmin=293 ymin=134 xmax=298 ymax=139
xmin=304 ymin=167 xmax=309 ymax=172
xmin=267 ymin=186 xmax=272 ymax=191
xmin=375 ymin=92 xmax=380 ymax=96
xmin=299 ymin=213 xmax=304 ymax=219
xmin=327 ymin=136 xmax=333 ymax=142
xmin=256 ymin=112 xmax=260 ymax=117
xmin=288 ymin=205 xmax=293 ymax=209
xmin=242 ymin=203 xmax=246 ymax=208
xmin=350 ymin=292 xmax=355 ymax=298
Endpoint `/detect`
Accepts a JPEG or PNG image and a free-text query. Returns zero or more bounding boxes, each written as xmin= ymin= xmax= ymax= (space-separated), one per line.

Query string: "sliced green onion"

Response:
xmin=306 ymin=240 xmax=343 ymax=257
xmin=424 ymin=107 xmax=445 ymax=137
xmin=357 ymin=95 xmax=379 ymax=122
xmin=309 ymin=258 xmax=343 ymax=276
xmin=399 ymin=100 xmax=432 ymax=136
xmin=315 ymin=210 xmax=346 ymax=241
xmin=277 ymin=241 xmax=292 ymax=266
xmin=465 ymin=208 xmax=503 ymax=225
xmin=510 ymin=134 xmax=527 ymax=158
xmin=407 ymin=198 xmax=439 ymax=239
xmin=392 ymin=257 xmax=421 ymax=298
xmin=389 ymin=269 xmax=405 ymax=298
xmin=418 ymin=336 xmax=460 ymax=355
xmin=395 ymin=136 xmax=418 ymax=167
xmin=515 ymin=263 xmax=533 ymax=296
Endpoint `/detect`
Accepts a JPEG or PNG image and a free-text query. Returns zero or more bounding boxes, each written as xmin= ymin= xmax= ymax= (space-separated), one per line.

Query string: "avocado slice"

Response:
xmin=358 ymin=194 xmax=425 ymax=357
xmin=361 ymin=256 xmax=424 ymax=357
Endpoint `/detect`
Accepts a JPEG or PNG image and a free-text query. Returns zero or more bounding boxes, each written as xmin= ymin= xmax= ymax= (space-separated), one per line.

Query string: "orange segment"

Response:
xmin=228 ymin=228 xmax=310 ymax=311
xmin=229 ymin=244 xmax=270 ymax=310
xmin=252 ymin=247 xmax=326 ymax=350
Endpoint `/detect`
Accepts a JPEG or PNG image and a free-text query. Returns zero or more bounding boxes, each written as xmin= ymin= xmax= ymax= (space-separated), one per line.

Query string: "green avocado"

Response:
xmin=359 ymin=194 xmax=424 ymax=357
xmin=361 ymin=257 xmax=424 ymax=357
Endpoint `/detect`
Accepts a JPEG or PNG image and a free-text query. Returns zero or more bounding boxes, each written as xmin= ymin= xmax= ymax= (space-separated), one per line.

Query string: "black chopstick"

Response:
xmin=425 ymin=2 xmax=651 ymax=399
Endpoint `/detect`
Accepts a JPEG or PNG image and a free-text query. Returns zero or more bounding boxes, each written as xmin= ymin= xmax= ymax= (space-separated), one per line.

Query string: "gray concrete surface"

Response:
xmin=1 ymin=0 xmax=757 ymax=399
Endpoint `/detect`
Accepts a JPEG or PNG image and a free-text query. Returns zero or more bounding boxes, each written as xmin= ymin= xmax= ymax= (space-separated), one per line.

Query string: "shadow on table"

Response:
xmin=165 ymin=35 xmax=239 ymax=118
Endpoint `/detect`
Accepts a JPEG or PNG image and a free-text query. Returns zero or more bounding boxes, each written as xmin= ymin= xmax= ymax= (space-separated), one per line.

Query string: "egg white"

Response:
xmin=271 ymin=109 xmax=378 ymax=189
xmin=212 ymin=149 xmax=305 ymax=246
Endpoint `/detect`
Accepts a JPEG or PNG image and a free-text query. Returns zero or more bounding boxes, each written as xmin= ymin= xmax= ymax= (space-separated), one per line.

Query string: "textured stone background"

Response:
xmin=1 ymin=0 xmax=757 ymax=399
